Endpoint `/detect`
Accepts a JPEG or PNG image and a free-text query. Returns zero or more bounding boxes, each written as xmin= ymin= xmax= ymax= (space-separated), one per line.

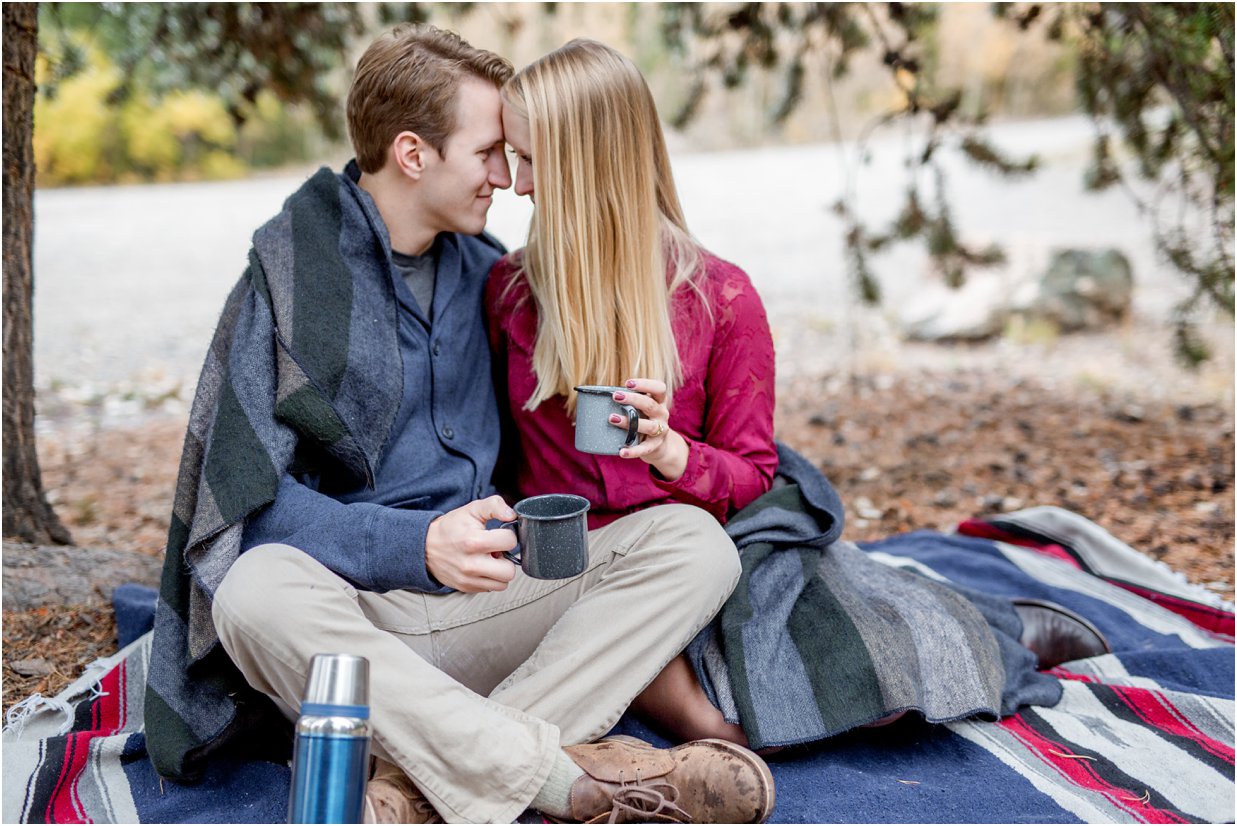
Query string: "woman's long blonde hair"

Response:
xmin=503 ymin=39 xmax=702 ymax=415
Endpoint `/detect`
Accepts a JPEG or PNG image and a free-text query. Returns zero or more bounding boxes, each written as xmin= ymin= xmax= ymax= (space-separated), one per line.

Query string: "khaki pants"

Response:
xmin=212 ymin=503 xmax=739 ymax=823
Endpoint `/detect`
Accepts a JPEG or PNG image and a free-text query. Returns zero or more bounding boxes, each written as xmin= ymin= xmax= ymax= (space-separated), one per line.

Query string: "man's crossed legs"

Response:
xmin=213 ymin=503 xmax=774 ymax=823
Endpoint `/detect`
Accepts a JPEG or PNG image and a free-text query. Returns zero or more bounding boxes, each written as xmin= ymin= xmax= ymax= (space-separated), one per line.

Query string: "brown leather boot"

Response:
xmin=562 ymin=735 xmax=775 ymax=823
xmin=362 ymin=757 xmax=442 ymax=824
xmin=1013 ymin=598 xmax=1111 ymax=669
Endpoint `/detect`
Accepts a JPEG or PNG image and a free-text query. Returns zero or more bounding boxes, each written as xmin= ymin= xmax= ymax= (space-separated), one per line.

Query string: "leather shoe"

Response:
xmin=1013 ymin=598 xmax=1111 ymax=669
xmin=363 ymin=757 xmax=442 ymax=824
xmin=563 ymin=734 xmax=775 ymax=823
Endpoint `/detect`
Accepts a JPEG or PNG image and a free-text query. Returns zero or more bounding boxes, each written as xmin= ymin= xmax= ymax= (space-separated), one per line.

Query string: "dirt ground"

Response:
xmin=4 ymin=356 xmax=1234 ymax=713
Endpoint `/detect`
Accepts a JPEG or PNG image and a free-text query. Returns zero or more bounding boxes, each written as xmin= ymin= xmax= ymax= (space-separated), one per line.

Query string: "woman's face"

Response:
xmin=502 ymin=103 xmax=535 ymax=201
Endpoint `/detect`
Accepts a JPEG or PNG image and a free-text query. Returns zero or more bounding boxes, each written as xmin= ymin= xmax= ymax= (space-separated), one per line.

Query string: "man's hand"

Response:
xmin=425 ymin=496 xmax=519 ymax=592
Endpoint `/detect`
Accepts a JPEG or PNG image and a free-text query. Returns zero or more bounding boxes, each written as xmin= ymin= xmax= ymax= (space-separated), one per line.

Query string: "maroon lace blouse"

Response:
xmin=485 ymin=250 xmax=777 ymax=529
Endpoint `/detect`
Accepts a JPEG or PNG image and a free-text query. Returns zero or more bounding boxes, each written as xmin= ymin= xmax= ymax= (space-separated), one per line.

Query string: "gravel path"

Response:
xmin=33 ymin=115 xmax=1231 ymax=425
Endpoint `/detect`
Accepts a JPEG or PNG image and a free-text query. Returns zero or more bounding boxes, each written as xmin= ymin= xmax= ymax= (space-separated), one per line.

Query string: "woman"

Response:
xmin=486 ymin=39 xmax=1109 ymax=751
xmin=486 ymin=38 xmax=774 ymax=745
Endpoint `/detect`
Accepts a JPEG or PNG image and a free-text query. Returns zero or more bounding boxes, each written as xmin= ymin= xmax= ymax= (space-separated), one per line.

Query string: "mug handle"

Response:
xmin=498 ymin=521 xmax=521 ymax=565
xmin=621 ymin=404 xmax=642 ymax=448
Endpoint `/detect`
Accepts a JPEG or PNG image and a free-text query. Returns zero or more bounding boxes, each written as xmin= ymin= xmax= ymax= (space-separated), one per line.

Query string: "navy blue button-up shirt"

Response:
xmin=242 ymin=226 xmax=504 ymax=593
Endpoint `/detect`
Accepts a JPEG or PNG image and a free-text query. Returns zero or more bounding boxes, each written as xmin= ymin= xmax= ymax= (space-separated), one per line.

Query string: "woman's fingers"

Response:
xmin=622 ymin=378 xmax=667 ymax=402
xmin=619 ymin=435 xmax=661 ymax=459
xmin=612 ymin=389 xmax=659 ymax=417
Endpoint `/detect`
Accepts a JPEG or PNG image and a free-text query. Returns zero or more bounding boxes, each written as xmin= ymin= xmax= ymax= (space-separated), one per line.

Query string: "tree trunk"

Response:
xmin=3 ymin=3 xmax=71 ymax=545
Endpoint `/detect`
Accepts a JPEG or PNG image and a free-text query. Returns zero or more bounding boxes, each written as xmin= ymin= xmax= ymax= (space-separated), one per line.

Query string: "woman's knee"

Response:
xmin=655 ymin=504 xmax=742 ymax=596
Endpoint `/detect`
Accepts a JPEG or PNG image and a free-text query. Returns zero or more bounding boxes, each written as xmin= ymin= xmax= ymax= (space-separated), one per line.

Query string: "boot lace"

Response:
xmin=605 ymin=769 xmax=691 ymax=823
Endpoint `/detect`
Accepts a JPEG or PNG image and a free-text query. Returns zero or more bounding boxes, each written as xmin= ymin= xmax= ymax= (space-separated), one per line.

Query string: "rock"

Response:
xmin=898 ymin=274 xmax=1011 ymax=342
xmin=2 ymin=541 xmax=163 ymax=611
xmin=1016 ymin=248 xmax=1133 ymax=332
xmin=898 ymin=248 xmax=1134 ymax=342
xmin=10 ymin=658 xmax=54 ymax=677
xmin=981 ymin=494 xmax=1005 ymax=511
xmin=1112 ymin=404 xmax=1146 ymax=423
xmin=853 ymin=497 xmax=883 ymax=520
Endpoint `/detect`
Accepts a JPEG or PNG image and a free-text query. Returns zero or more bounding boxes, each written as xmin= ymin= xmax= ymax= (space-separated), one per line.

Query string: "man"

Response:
xmin=145 ymin=24 xmax=775 ymax=824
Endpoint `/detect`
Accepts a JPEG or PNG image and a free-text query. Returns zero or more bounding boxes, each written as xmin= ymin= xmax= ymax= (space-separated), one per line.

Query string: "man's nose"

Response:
xmin=489 ymin=153 xmax=512 ymax=190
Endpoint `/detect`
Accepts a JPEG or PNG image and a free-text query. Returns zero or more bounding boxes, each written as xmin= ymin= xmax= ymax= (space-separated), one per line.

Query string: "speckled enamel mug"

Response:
xmin=500 ymin=494 xmax=591 ymax=580
xmin=574 ymin=385 xmax=645 ymax=455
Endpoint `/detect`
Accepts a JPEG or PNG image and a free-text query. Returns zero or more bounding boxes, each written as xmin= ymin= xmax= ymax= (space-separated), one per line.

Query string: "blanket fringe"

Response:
xmin=3 ymin=694 xmax=73 ymax=739
xmin=3 ymin=655 xmax=115 ymax=739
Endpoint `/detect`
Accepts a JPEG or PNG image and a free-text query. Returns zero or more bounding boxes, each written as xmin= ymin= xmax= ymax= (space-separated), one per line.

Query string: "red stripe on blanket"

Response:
xmin=1000 ymin=714 xmax=1189 ymax=823
xmin=1116 ymin=584 xmax=1234 ymax=640
xmin=47 ymin=661 xmax=129 ymax=823
xmin=956 ymin=520 xmax=1081 ymax=566
xmin=1048 ymin=667 xmax=1096 ymax=683
xmin=1111 ymin=685 xmax=1235 ymax=765
xmin=958 ymin=519 xmax=1235 ymax=639
xmin=48 ymin=732 xmax=93 ymax=823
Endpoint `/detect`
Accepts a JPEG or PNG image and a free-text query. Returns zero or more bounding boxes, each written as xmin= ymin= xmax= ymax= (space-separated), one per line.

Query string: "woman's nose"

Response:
xmin=515 ymin=165 xmax=534 ymax=198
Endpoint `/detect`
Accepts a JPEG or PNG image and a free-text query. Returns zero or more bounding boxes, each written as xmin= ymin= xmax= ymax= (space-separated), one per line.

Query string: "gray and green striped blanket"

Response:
xmin=688 ymin=444 xmax=1060 ymax=750
xmin=144 ymin=164 xmax=406 ymax=781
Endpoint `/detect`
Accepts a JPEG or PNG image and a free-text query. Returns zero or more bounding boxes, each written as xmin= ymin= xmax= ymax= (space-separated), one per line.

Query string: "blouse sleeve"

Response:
xmin=652 ymin=262 xmax=777 ymax=521
xmin=485 ymin=257 xmax=522 ymax=503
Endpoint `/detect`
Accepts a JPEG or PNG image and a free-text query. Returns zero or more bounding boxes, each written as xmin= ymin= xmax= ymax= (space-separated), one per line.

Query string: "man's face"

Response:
xmin=418 ymin=78 xmax=511 ymax=236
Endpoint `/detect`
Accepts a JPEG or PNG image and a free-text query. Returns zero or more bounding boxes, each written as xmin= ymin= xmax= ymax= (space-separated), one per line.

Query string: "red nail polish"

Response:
xmin=613 ymin=392 xmax=625 ymax=400
xmin=609 ymin=414 xmax=621 ymax=423
xmin=626 ymin=380 xmax=636 ymax=388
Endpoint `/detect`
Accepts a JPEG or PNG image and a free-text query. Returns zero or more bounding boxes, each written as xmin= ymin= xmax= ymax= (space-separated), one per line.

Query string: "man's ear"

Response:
xmin=391 ymin=131 xmax=433 ymax=180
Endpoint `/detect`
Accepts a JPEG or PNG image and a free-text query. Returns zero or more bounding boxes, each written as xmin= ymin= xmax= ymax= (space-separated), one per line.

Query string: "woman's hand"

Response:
xmin=609 ymin=378 xmax=688 ymax=482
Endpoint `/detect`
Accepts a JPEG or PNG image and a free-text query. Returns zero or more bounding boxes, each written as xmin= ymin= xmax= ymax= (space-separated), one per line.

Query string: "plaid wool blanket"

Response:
xmin=688 ymin=445 xmax=1061 ymax=750
xmin=144 ymin=163 xmax=408 ymax=782
xmin=4 ymin=508 xmax=1231 ymax=823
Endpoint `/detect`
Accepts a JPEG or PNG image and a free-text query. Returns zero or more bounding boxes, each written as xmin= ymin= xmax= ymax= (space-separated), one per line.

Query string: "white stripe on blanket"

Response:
xmin=949 ymin=717 xmax=1120 ymax=822
xmin=1034 ymin=682 xmax=1234 ymax=822
xmin=998 ymin=507 xmax=1234 ymax=611
xmin=2 ymin=636 xmax=147 ymax=824
xmin=995 ymin=542 xmax=1225 ymax=648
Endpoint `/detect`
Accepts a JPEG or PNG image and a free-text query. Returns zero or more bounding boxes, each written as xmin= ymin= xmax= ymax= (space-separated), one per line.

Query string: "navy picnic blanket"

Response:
xmin=4 ymin=507 xmax=1233 ymax=824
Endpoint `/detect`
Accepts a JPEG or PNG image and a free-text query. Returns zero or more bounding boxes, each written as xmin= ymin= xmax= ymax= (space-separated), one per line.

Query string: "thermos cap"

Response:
xmin=301 ymin=653 xmax=369 ymax=710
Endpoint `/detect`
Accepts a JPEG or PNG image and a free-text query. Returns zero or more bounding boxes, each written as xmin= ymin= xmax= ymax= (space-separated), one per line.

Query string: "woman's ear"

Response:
xmin=391 ymin=131 xmax=430 ymax=180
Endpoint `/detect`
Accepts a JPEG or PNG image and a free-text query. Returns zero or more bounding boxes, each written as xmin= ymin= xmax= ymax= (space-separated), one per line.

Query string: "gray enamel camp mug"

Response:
xmin=574 ymin=385 xmax=644 ymax=455
xmin=500 ymin=494 xmax=590 ymax=579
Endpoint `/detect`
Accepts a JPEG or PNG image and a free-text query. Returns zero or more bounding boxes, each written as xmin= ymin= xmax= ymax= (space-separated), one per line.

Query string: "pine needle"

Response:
xmin=1048 ymin=748 xmax=1095 ymax=760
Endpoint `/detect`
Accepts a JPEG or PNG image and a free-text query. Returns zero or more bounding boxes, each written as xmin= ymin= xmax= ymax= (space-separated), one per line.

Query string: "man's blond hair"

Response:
xmin=347 ymin=25 xmax=512 ymax=173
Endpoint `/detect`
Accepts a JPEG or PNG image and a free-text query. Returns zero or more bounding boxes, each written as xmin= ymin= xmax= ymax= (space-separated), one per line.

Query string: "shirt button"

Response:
xmin=442 ymin=425 xmax=454 ymax=439
xmin=432 ymin=342 xmax=442 ymax=356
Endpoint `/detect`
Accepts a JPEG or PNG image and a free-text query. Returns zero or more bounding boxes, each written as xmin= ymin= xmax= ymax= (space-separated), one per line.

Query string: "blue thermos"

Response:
xmin=288 ymin=654 xmax=372 ymax=824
